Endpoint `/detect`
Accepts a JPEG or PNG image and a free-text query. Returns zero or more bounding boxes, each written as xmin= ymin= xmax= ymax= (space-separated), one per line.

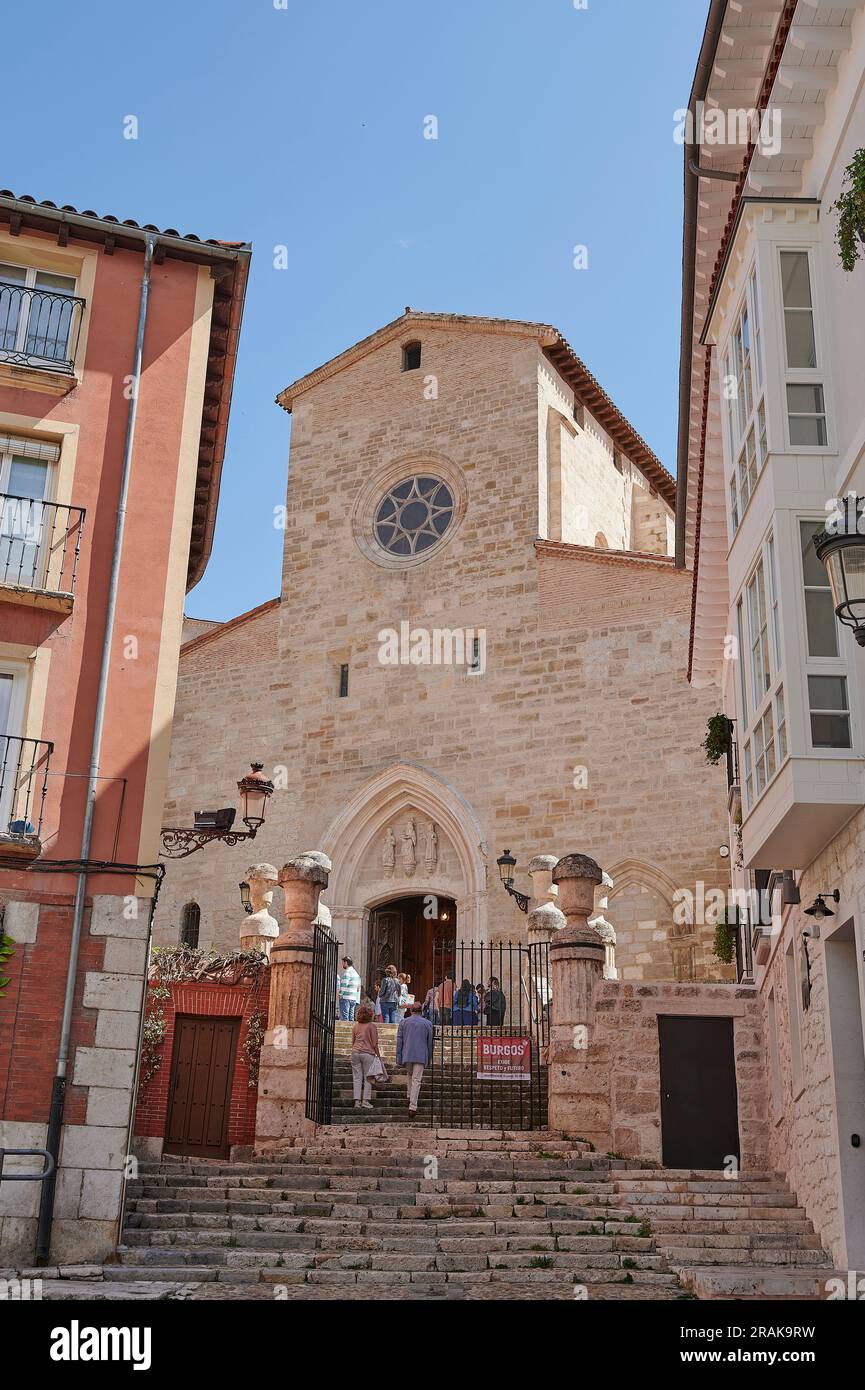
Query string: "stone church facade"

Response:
xmin=154 ymin=311 xmax=730 ymax=993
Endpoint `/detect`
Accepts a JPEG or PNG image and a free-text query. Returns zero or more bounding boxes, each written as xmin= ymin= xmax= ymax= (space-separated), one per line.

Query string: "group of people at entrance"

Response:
xmin=337 ymin=958 xmax=414 ymax=1023
xmin=422 ymin=976 xmax=507 ymax=1027
xmin=349 ymin=1002 xmax=432 ymax=1117
xmin=338 ymin=956 xmax=508 ymax=1031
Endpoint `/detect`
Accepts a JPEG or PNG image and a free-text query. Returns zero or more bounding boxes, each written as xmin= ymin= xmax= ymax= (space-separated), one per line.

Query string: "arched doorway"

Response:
xmin=367 ymin=893 xmax=456 ymax=1002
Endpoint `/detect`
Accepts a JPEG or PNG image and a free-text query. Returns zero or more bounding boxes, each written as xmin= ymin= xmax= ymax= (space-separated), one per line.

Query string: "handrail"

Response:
xmin=0 ymin=1147 xmax=56 ymax=1183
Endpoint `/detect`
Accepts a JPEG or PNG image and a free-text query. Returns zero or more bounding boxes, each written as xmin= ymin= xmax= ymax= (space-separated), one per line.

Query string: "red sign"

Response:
xmin=476 ymin=1036 xmax=531 ymax=1081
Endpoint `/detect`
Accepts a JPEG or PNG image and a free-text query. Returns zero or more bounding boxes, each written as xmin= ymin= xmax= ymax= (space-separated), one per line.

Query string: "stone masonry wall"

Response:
xmin=758 ymin=807 xmax=865 ymax=1269
xmin=154 ymin=323 xmax=729 ymax=993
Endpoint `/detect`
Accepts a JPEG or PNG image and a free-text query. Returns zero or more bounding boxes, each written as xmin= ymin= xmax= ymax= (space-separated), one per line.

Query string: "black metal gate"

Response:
xmin=428 ymin=939 xmax=550 ymax=1129
xmin=306 ymin=921 xmax=338 ymax=1124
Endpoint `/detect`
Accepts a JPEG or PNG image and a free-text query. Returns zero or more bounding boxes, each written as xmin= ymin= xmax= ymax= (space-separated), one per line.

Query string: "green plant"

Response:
xmin=606 ymin=1151 xmax=624 ymax=1160
xmin=616 ymin=1272 xmax=634 ymax=1284
xmin=140 ymin=1005 xmax=167 ymax=1084
xmin=622 ymin=1257 xmax=637 ymax=1269
xmin=833 ymin=148 xmax=865 ymax=271
xmin=529 ymin=1255 xmax=554 ymax=1268
xmin=703 ymin=713 xmax=730 ymax=766
xmin=0 ymin=931 xmax=15 ymax=998
xmin=713 ymin=918 xmax=736 ymax=965
xmin=637 ymin=1221 xmax=652 ymax=1239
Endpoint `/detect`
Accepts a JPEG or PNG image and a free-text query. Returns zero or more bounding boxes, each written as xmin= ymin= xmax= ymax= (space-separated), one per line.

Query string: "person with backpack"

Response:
xmin=378 ymin=964 xmax=401 ymax=1023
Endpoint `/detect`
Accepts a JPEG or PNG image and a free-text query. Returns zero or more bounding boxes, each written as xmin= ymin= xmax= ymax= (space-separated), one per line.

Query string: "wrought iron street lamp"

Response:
xmin=496 ymin=849 xmax=529 ymax=913
xmin=239 ymin=881 xmax=252 ymax=914
xmin=160 ymin=762 xmax=275 ymax=859
xmin=814 ymin=496 xmax=865 ymax=646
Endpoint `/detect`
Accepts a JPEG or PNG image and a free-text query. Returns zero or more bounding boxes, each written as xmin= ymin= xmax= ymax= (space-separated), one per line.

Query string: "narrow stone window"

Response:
xmin=339 ymin=663 xmax=349 ymax=697
xmin=179 ymin=902 xmax=200 ymax=948
xmin=401 ymin=341 xmax=422 ymax=372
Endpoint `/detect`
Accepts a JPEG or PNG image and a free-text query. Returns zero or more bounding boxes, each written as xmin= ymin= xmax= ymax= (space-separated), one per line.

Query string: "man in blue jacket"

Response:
xmin=396 ymin=1002 xmax=434 ymax=1117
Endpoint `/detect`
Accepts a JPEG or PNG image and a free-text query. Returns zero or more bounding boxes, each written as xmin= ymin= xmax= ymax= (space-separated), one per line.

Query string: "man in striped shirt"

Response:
xmin=338 ymin=956 xmax=361 ymax=1021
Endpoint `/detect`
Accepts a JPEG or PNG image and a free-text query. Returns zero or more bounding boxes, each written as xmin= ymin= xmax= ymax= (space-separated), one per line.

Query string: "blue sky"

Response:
xmin=7 ymin=0 xmax=705 ymax=620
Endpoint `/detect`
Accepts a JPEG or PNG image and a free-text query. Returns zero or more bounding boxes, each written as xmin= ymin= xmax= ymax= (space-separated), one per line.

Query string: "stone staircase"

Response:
xmin=18 ymin=1128 xmax=834 ymax=1301
xmin=610 ymin=1172 xmax=833 ymax=1299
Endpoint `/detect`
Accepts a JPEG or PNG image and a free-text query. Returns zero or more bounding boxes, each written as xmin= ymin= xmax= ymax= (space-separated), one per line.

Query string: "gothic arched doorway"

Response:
xmin=367 ymin=894 xmax=456 ymax=1002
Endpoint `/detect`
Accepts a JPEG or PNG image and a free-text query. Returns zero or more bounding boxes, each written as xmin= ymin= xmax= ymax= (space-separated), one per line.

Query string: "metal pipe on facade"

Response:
xmin=36 ymin=233 xmax=157 ymax=1262
xmin=674 ymin=0 xmax=730 ymax=569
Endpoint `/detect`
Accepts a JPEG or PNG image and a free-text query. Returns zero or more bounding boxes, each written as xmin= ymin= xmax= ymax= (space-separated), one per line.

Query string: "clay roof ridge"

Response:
xmin=180 ymin=596 xmax=280 ymax=655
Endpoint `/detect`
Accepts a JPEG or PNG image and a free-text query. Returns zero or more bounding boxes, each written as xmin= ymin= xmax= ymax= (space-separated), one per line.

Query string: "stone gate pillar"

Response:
xmin=254 ymin=853 xmax=328 ymax=1149
xmin=548 ymin=852 xmax=611 ymax=1145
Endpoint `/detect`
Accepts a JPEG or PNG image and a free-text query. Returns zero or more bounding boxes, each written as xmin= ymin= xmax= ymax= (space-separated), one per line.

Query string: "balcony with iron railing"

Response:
xmin=0 ymin=495 xmax=86 ymax=611
xmin=0 ymin=283 xmax=85 ymax=380
xmin=0 ymin=735 xmax=53 ymax=861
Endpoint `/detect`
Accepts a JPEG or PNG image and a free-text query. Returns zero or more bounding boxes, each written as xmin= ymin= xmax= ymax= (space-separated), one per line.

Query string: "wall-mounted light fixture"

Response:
xmin=496 ymin=850 xmax=529 ymax=913
xmin=804 ymin=889 xmax=840 ymax=920
xmin=814 ymin=497 xmax=865 ymax=646
xmin=239 ymin=881 xmax=252 ymax=914
xmin=161 ymin=762 xmax=274 ymax=859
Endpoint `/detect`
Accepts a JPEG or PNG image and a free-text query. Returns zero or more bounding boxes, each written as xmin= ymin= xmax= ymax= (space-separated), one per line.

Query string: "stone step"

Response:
xmin=675 ymin=1264 xmax=839 ymax=1300
xmin=661 ymin=1246 xmax=830 ymax=1267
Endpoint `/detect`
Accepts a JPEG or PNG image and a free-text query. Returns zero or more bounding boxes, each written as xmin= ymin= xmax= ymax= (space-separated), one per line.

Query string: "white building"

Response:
xmin=682 ymin=0 xmax=865 ymax=1269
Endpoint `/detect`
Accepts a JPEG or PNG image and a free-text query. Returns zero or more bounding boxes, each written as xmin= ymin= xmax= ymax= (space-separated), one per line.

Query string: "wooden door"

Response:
xmin=368 ymin=910 xmax=403 ymax=994
xmin=164 ymin=1015 xmax=239 ymax=1159
xmin=658 ymin=1015 xmax=739 ymax=1170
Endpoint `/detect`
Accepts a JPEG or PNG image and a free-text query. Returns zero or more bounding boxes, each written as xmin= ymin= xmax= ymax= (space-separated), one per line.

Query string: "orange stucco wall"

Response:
xmin=0 ymin=230 xmax=211 ymax=897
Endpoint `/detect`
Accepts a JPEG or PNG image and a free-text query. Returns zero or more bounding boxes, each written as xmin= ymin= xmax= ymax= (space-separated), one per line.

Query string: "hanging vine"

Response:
xmin=832 ymin=148 xmax=865 ymax=272
xmin=242 ymin=1011 xmax=266 ymax=1089
xmin=0 ymin=929 xmax=15 ymax=1000
xmin=138 ymin=946 xmax=269 ymax=1088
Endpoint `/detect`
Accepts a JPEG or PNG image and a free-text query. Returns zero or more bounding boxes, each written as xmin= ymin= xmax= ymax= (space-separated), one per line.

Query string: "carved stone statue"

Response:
xmin=382 ymin=827 xmax=396 ymax=877
xmin=424 ymin=820 xmax=438 ymax=873
xmin=401 ymin=817 xmax=417 ymax=877
xmin=240 ymin=862 xmax=279 ymax=958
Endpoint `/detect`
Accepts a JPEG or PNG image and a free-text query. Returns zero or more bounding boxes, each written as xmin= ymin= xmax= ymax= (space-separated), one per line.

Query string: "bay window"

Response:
xmin=739 ymin=534 xmax=788 ymax=811
xmin=799 ymin=520 xmax=851 ymax=750
xmin=780 ymin=251 xmax=827 ymax=447
xmin=724 ymin=268 xmax=766 ymax=534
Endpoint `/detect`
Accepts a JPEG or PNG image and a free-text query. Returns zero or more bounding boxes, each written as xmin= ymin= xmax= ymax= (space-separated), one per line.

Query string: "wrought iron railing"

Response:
xmin=0 ymin=736 xmax=53 ymax=840
xmin=735 ymin=913 xmax=755 ymax=984
xmin=306 ymin=921 xmax=338 ymax=1124
xmin=0 ymin=284 xmax=85 ymax=373
xmin=0 ymin=494 xmax=85 ymax=596
xmin=725 ymin=718 xmax=740 ymax=790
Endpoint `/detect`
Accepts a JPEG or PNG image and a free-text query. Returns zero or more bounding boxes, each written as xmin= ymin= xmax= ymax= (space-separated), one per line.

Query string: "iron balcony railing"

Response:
xmin=735 ymin=913 xmax=755 ymax=985
xmin=0 ymin=494 xmax=85 ymax=597
xmin=0 ymin=283 xmax=85 ymax=374
xmin=0 ymin=735 xmax=53 ymax=840
xmin=725 ymin=718 xmax=740 ymax=791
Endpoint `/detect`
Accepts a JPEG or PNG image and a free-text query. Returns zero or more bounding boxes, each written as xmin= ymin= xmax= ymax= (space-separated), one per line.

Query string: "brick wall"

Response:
xmin=0 ymin=890 xmax=150 ymax=1263
xmin=133 ymin=973 xmax=270 ymax=1156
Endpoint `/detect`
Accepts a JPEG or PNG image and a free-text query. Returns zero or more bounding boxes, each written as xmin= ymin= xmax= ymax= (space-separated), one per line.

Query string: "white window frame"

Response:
xmin=798 ymin=515 xmax=853 ymax=754
xmin=738 ymin=532 xmax=788 ymax=812
xmin=777 ymin=247 xmax=828 ymax=451
xmin=0 ymin=661 xmax=30 ymax=832
xmin=722 ymin=265 xmax=766 ymax=537
xmin=0 ymin=447 xmax=54 ymax=591
xmin=0 ymin=260 xmax=79 ymax=367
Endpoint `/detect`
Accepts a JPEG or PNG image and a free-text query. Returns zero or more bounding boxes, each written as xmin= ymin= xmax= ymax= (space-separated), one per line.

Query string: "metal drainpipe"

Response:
xmin=36 ymin=233 xmax=157 ymax=1262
